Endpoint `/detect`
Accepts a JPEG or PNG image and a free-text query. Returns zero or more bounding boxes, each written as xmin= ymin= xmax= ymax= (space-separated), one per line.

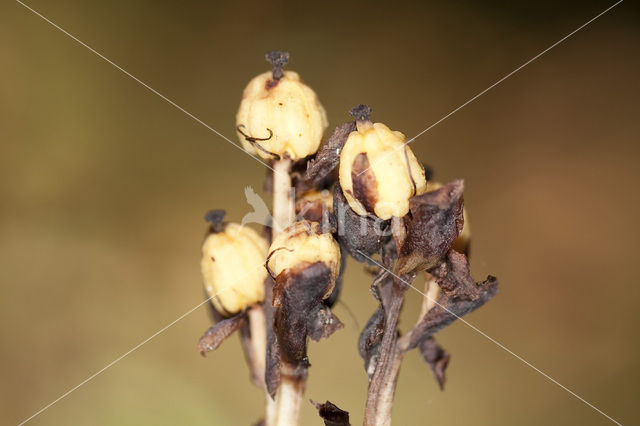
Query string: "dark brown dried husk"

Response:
xmin=333 ymin=184 xmax=389 ymax=264
xmin=406 ymin=249 xmax=498 ymax=351
xmin=311 ymin=400 xmax=351 ymax=426
xmin=395 ymin=179 xmax=464 ymax=275
xmin=419 ymin=336 xmax=450 ymax=390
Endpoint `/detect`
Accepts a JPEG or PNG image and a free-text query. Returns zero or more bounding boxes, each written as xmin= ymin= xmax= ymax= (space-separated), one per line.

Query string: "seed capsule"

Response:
xmin=267 ymin=220 xmax=341 ymax=298
xmin=295 ymin=189 xmax=333 ymax=224
xmin=339 ymin=105 xmax=427 ymax=220
xmin=201 ymin=223 xmax=269 ymax=316
xmin=236 ymin=51 xmax=328 ymax=160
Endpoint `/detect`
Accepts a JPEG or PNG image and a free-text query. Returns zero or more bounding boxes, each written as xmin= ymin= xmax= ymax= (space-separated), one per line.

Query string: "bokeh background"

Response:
xmin=2 ymin=1 xmax=639 ymax=424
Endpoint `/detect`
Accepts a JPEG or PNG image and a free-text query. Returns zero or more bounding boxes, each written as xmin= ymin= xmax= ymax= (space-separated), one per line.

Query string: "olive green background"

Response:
xmin=2 ymin=1 xmax=639 ymax=425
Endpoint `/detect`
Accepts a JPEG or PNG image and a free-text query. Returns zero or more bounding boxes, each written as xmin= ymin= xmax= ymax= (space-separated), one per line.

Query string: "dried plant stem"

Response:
xmin=270 ymin=157 xmax=305 ymax=426
xmin=369 ymin=274 xmax=440 ymax=426
xmin=364 ymin=280 xmax=405 ymax=426
xmin=364 ymin=216 xmax=409 ymax=426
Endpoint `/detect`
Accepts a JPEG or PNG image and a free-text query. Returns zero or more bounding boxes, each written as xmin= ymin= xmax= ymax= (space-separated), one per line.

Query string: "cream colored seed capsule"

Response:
xmin=339 ymin=106 xmax=427 ymax=220
xmin=267 ymin=220 xmax=341 ymax=298
xmin=201 ymin=223 xmax=269 ymax=316
xmin=236 ymin=52 xmax=328 ymax=160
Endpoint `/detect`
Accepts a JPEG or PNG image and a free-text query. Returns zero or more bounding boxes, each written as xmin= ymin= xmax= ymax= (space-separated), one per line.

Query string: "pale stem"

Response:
xmin=247 ymin=305 xmax=275 ymax=421
xmin=269 ymin=157 xmax=305 ymax=426
xmin=272 ymin=158 xmax=294 ymax=235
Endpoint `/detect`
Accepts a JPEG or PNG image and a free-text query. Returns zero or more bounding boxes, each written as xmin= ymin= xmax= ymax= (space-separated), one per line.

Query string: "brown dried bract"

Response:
xmin=406 ymin=250 xmax=498 ymax=351
xmin=333 ymin=184 xmax=389 ymax=264
xmin=304 ymin=121 xmax=357 ymax=187
xmin=263 ymin=276 xmax=281 ymax=397
xmin=273 ymin=261 xmax=335 ymax=368
xmin=419 ymin=336 xmax=450 ymax=390
xmin=311 ymin=400 xmax=351 ymax=426
xmin=307 ymin=305 xmax=344 ymax=342
xmin=358 ymin=305 xmax=385 ymax=379
xmin=395 ymin=179 xmax=464 ymax=275
xmin=198 ymin=313 xmax=246 ymax=356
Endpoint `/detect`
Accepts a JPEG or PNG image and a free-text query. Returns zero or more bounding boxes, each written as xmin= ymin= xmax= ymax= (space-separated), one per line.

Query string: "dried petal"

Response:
xmin=311 ymin=400 xmax=351 ymax=426
xmin=419 ymin=337 xmax=450 ymax=390
xmin=395 ymin=180 xmax=464 ymax=275
xmin=405 ymin=250 xmax=498 ymax=351
xmin=198 ymin=314 xmax=246 ymax=356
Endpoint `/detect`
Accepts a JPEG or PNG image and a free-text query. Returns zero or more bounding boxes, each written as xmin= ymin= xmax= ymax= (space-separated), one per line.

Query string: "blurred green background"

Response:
xmin=2 ymin=0 xmax=639 ymax=424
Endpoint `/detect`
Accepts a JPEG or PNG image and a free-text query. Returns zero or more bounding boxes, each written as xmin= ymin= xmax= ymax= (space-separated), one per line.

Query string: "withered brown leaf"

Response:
xmin=395 ymin=179 xmax=464 ymax=275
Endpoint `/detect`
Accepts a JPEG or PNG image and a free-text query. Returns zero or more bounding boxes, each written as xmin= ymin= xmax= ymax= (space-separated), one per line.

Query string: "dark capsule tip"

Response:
xmin=265 ymin=51 xmax=290 ymax=81
xmin=204 ymin=209 xmax=226 ymax=225
xmin=349 ymin=104 xmax=372 ymax=122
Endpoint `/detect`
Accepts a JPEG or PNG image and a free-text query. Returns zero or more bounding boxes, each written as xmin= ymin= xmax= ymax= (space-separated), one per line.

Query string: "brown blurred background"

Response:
xmin=1 ymin=0 xmax=639 ymax=424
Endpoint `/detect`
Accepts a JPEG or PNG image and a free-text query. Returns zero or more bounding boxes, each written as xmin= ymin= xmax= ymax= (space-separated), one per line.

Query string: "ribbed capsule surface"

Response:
xmin=339 ymin=121 xmax=427 ymax=220
xmin=201 ymin=223 xmax=269 ymax=316
xmin=236 ymin=70 xmax=328 ymax=160
xmin=267 ymin=220 xmax=341 ymax=298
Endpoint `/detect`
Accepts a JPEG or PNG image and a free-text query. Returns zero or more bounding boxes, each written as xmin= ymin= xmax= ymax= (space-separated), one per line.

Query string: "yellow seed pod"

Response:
xmin=267 ymin=220 xmax=341 ymax=298
xmin=201 ymin=223 xmax=269 ymax=316
xmin=236 ymin=52 xmax=328 ymax=160
xmin=339 ymin=108 xmax=427 ymax=220
xmin=427 ymin=181 xmax=471 ymax=254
